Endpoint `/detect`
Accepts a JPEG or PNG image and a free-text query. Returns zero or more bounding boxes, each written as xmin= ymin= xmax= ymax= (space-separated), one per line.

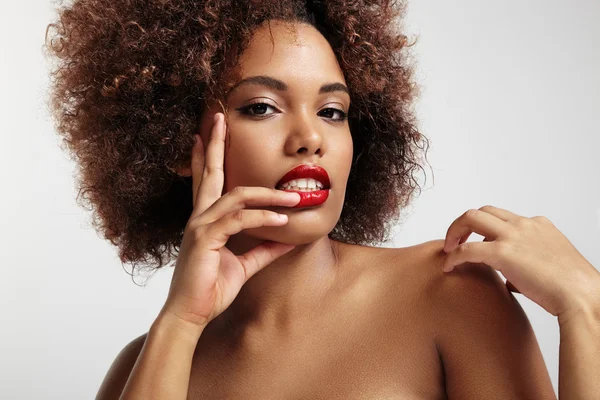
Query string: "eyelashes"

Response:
xmin=235 ymin=102 xmax=348 ymax=122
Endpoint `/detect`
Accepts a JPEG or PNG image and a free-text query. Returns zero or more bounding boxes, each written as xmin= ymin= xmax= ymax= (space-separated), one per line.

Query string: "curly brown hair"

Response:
xmin=44 ymin=0 xmax=430 ymax=280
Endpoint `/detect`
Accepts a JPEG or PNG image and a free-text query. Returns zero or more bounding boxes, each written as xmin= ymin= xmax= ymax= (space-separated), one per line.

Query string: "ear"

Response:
xmin=175 ymin=166 xmax=193 ymax=177
xmin=168 ymin=165 xmax=192 ymax=177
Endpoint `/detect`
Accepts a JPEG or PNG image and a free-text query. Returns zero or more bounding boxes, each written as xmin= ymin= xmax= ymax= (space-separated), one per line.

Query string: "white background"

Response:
xmin=1 ymin=0 xmax=599 ymax=398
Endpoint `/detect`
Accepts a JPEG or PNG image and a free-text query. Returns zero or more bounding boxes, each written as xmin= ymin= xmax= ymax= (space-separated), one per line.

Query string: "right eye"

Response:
xmin=236 ymin=102 xmax=278 ymax=118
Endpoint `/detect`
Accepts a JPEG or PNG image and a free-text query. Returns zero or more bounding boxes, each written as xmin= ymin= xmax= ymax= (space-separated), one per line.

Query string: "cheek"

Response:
xmin=223 ymin=134 xmax=278 ymax=188
xmin=341 ymin=133 xmax=354 ymax=165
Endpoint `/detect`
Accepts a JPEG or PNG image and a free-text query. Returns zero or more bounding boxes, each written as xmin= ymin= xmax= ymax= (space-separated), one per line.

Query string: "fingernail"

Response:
xmin=276 ymin=214 xmax=288 ymax=221
xmin=285 ymin=192 xmax=301 ymax=201
xmin=213 ymin=113 xmax=220 ymax=124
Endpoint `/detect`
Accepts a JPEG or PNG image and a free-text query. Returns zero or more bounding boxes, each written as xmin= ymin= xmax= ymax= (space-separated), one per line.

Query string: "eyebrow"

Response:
xmin=225 ymin=75 xmax=350 ymax=99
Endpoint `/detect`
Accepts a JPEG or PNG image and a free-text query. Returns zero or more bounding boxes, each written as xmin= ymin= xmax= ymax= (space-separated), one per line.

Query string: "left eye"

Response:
xmin=239 ymin=103 xmax=276 ymax=116
xmin=318 ymin=108 xmax=347 ymax=121
xmin=238 ymin=103 xmax=347 ymax=121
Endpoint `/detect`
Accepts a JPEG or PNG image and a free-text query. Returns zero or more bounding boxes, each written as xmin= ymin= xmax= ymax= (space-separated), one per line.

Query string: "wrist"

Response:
xmin=558 ymin=274 xmax=600 ymax=326
xmin=152 ymin=308 xmax=207 ymax=342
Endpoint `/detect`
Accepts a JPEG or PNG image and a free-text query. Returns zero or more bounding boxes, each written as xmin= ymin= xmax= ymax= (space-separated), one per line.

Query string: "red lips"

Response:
xmin=276 ymin=164 xmax=331 ymax=189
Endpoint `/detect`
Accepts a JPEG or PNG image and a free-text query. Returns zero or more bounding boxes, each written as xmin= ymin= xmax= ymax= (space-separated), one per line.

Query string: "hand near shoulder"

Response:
xmin=440 ymin=205 xmax=600 ymax=323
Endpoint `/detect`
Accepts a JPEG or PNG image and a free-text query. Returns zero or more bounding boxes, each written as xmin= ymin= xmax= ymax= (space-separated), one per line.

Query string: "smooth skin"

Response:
xmin=118 ymin=112 xmax=304 ymax=399
xmin=99 ymin=112 xmax=555 ymax=399
xmin=96 ymin=20 xmax=599 ymax=400
xmin=442 ymin=206 xmax=600 ymax=399
xmin=163 ymin=113 xmax=303 ymax=331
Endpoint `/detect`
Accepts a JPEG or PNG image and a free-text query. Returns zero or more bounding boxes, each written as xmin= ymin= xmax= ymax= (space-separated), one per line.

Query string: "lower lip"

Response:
xmin=280 ymin=189 xmax=330 ymax=208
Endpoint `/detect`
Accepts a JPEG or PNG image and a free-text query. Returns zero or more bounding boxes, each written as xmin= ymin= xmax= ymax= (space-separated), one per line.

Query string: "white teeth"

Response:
xmin=280 ymin=178 xmax=324 ymax=190
xmin=283 ymin=187 xmax=320 ymax=192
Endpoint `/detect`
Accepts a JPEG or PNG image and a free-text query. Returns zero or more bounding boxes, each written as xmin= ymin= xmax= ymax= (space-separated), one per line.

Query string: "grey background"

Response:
xmin=1 ymin=0 xmax=598 ymax=398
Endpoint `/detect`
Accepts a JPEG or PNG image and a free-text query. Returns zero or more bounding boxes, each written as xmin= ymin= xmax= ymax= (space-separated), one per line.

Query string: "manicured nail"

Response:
xmin=285 ymin=192 xmax=301 ymax=201
xmin=276 ymin=214 xmax=288 ymax=221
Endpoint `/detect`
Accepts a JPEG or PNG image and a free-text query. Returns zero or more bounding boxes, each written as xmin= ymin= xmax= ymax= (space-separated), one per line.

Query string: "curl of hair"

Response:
xmin=44 ymin=0 xmax=431 ymax=281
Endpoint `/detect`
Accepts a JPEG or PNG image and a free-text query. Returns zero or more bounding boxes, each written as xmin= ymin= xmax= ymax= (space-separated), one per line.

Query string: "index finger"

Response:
xmin=192 ymin=112 xmax=226 ymax=216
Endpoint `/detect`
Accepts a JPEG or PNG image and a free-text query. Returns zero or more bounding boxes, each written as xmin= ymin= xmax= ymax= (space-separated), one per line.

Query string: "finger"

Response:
xmin=478 ymin=205 xmax=523 ymax=222
xmin=458 ymin=232 xmax=472 ymax=246
xmin=195 ymin=113 xmax=226 ymax=216
xmin=506 ymin=280 xmax=521 ymax=293
xmin=193 ymin=186 xmax=300 ymax=226
xmin=444 ymin=208 xmax=511 ymax=253
xmin=442 ymin=241 xmax=497 ymax=272
xmin=237 ymin=240 xmax=297 ymax=283
xmin=452 ymin=205 xmax=522 ymax=250
xmin=191 ymin=134 xmax=205 ymax=207
xmin=202 ymin=209 xmax=290 ymax=250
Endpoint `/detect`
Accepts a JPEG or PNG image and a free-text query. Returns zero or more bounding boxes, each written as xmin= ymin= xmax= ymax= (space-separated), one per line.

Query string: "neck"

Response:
xmin=221 ymin=234 xmax=342 ymax=333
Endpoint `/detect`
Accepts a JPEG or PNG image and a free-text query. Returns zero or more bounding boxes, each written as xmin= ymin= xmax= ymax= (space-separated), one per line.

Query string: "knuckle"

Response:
xmin=190 ymin=224 xmax=207 ymax=242
xmin=532 ymin=215 xmax=551 ymax=224
xmin=205 ymin=164 xmax=224 ymax=175
xmin=230 ymin=209 xmax=244 ymax=222
xmin=479 ymin=205 xmax=494 ymax=212
xmin=515 ymin=217 xmax=534 ymax=228
xmin=465 ymin=209 xmax=479 ymax=219
xmin=458 ymin=242 xmax=470 ymax=253
xmin=231 ymin=185 xmax=246 ymax=198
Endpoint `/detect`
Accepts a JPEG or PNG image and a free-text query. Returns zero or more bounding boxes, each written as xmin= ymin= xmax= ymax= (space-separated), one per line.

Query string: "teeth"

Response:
xmin=282 ymin=187 xmax=321 ymax=192
xmin=280 ymin=178 xmax=325 ymax=190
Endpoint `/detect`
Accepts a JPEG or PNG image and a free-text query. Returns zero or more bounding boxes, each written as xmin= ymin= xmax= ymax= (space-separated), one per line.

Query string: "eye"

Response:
xmin=318 ymin=107 xmax=348 ymax=122
xmin=237 ymin=102 xmax=278 ymax=118
xmin=236 ymin=103 xmax=348 ymax=122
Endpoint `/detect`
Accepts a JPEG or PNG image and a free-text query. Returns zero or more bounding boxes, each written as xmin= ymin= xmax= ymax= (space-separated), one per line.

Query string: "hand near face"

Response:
xmin=442 ymin=205 xmax=600 ymax=321
xmin=162 ymin=112 xmax=301 ymax=332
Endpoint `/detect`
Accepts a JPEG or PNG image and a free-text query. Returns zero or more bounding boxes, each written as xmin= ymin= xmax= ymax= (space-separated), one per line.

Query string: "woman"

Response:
xmin=44 ymin=0 xmax=599 ymax=398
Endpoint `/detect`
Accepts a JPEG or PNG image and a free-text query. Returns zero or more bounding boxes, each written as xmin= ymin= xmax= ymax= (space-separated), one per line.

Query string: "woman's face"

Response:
xmin=195 ymin=20 xmax=353 ymax=244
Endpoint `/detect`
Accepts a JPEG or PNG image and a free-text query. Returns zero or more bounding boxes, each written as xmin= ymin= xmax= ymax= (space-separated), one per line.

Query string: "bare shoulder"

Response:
xmin=382 ymin=238 xmax=522 ymax=326
xmin=378 ymin=239 xmax=556 ymax=399
xmin=350 ymin=238 xmax=523 ymax=333
xmin=376 ymin=238 xmax=511 ymax=300
xmin=335 ymin=239 xmax=454 ymax=332
xmin=404 ymin=239 xmax=519 ymax=322
xmin=347 ymin=238 xmax=450 ymax=299
xmin=95 ymin=332 xmax=148 ymax=400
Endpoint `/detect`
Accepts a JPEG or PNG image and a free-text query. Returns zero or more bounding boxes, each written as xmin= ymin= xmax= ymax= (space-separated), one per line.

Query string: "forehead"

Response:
xmin=235 ymin=21 xmax=346 ymax=85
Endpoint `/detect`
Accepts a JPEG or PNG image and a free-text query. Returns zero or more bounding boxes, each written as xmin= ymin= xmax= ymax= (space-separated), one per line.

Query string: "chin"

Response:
xmin=248 ymin=224 xmax=335 ymax=245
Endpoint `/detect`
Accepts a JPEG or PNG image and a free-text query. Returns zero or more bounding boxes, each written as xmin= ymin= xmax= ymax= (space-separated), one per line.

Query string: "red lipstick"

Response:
xmin=276 ymin=164 xmax=331 ymax=208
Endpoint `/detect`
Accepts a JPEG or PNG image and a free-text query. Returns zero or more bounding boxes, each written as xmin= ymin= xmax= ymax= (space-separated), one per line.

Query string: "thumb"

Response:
xmin=237 ymin=241 xmax=296 ymax=283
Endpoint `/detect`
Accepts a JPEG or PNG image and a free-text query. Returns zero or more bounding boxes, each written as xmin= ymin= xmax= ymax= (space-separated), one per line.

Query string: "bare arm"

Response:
xmin=432 ymin=262 xmax=557 ymax=399
xmin=557 ymin=296 xmax=600 ymax=399
xmin=96 ymin=310 xmax=206 ymax=400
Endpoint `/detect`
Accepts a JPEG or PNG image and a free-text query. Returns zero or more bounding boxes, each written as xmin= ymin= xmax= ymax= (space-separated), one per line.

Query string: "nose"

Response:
xmin=284 ymin=109 xmax=324 ymax=156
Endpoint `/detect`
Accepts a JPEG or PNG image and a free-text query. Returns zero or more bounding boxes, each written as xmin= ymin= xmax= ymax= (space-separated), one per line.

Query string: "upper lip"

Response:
xmin=276 ymin=164 xmax=331 ymax=189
